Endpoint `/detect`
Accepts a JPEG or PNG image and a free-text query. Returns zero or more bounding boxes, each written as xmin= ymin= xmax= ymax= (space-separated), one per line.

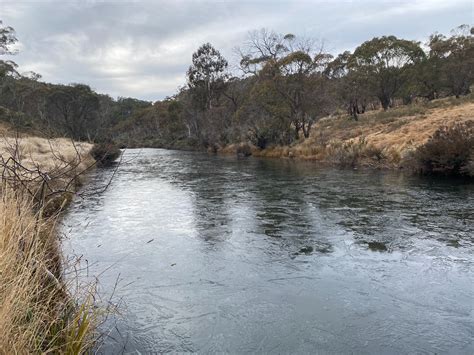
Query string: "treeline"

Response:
xmin=0 ymin=21 xmax=473 ymax=150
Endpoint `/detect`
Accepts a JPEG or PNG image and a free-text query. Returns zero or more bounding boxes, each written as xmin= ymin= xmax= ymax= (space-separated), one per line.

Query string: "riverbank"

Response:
xmin=220 ymin=96 xmax=474 ymax=175
xmin=0 ymin=132 xmax=98 ymax=352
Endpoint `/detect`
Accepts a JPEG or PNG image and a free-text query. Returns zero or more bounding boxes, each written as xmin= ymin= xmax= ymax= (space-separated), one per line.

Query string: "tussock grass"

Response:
xmin=0 ymin=136 xmax=93 ymax=172
xmin=0 ymin=190 xmax=98 ymax=353
xmin=251 ymin=97 xmax=474 ymax=171
xmin=0 ymin=136 xmax=100 ymax=353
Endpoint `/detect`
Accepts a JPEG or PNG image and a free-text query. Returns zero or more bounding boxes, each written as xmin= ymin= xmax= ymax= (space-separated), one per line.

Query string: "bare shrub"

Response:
xmin=236 ymin=143 xmax=252 ymax=157
xmin=90 ymin=143 xmax=121 ymax=167
xmin=405 ymin=121 xmax=474 ymax=176
xmin=329 ymin=137 xmax=386 ymax=167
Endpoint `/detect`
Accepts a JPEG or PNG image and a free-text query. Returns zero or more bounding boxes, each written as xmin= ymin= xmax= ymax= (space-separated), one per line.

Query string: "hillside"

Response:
xmin=227 ymin=96 xmax=473 ymax=170
xmin=0 ymin=127 xmax=97 ymax=352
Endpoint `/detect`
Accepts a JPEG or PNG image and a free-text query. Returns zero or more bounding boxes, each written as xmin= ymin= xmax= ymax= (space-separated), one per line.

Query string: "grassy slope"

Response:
xmin=0 ymin=128 xmax=98 ymax=353
xmin=223 ymin=96 xmax=474 ymax=169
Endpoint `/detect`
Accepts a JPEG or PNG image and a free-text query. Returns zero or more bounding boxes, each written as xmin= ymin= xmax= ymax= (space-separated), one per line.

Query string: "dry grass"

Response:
xmin=0 ymin=190 xmax=98 ymax=353
xmin=0 ymin=136 xmax=93 ymax=172
xmin=252 ymin=97 xmax=474 ymax=169
xmin=0 ymin=135 xmax=100 ymax=353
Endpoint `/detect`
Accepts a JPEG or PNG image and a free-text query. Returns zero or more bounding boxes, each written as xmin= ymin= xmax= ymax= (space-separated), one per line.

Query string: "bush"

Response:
xmin=330 ymin=137 xmax=385 ymax=167
xmin=407 ymin=121 xmax=474 ymax=176
xmin=236 ymin=143 xmax=252 ymax=157
xmin=90 ymin=143 xmax=121 ymax=166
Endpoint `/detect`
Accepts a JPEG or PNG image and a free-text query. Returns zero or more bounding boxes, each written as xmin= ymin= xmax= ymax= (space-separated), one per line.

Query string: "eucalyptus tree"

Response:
xmin=187 ymin=42 xmax=228 ymax=110
xmin=238 ymin=30 xmax=332 ymax=140
xmin=0 ymin=19 xmax=19 ymax=107
xmin=430 ymin=25 xmax=473 ymax=98
xmin=0 ymin=20 xmax=18 ymax=76
xmin=350 ymin=36 xmax=425 ymax=110
xmin=238 ymin=29 xmax=291 ymax=75
xmin=46 ymin=84 xmax=100 ymax=140
xmin=186 ymin=43 xmax=229 ymax=146
xmin=325 ymin=51 xmax=373 ymax=119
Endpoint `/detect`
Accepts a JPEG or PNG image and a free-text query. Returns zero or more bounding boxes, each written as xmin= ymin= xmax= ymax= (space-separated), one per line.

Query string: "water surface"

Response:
xmin=62 ymin=149 xmax=474 ymax=353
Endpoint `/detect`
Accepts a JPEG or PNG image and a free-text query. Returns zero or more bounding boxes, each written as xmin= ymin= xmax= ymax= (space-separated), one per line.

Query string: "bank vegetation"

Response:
xmin=1 ymin=20 xmax=472 ymax=176
xmin=0 ymin=129 xmax=103 ymax=353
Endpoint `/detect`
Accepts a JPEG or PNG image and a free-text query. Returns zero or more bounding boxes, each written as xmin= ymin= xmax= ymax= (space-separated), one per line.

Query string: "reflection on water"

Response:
xmin=62 ymin=149 xmax=474 ymax=353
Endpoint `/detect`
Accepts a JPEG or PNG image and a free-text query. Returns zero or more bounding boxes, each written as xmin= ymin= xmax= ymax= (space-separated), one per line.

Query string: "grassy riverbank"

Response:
xmin=221 ymin=96 xmax=474 ymax=175
xmin=0 ymin=132 xmax=99 ymax=352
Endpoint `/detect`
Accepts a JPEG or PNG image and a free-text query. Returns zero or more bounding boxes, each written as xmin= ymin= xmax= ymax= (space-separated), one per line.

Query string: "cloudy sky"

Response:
xmin=1 ymin=0 xmax=472 ymax=101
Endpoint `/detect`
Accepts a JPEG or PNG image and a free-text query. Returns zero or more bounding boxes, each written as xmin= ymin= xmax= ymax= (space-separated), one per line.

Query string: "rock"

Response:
xmin=367 ymin=241 xmax=388 ymax=252
xmin=447 ymin=239 xmax=460 ymax=248
xmin=299 ymin=245 xmax=314 ymax=254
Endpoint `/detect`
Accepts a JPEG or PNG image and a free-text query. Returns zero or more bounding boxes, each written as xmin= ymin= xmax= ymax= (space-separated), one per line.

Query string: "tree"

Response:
xmin=350 ymin=36 xmax=425 ymax=110
xmin=0 ymin=20 xmax=18 ymax=77
xmin=238 ymin=29 xmax=291 ymax=75
xmin=46 ymin=84 xmax=100 ymax=140
xmin=239 ymin=30 xmax=332 ymax=139
xmin=186 ymin=43 xmax=228 ymax=110
xmin=275 ymin=50 xmax=333 ymax=138
xmin=325 ymin=51 xmax=371 ymax=119
xmin=236 ymin=80 xmax=292 ymax=149
xmin=430 ymin=25 xmax=473 ymax=98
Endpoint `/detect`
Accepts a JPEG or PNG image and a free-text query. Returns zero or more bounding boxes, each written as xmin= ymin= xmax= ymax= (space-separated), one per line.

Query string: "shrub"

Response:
xmin=236 ymin=143 xmax=252 ymax=157
xmin=330 ymin=137 xmax=385 ymax=167
xmin=407 ymin=121 xmax=474 ymax=176
xmin=90 ymin=143 xmax=121 ymax=166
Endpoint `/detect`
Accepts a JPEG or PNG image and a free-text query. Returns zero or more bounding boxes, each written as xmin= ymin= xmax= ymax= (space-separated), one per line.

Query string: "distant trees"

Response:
xmin=185 ymin=43 xmax=230 ymax=147
xmin=187 ymin=43 xmax=228 ymax=110
xmin=236 ymin=30 xmax=333 ymax=145
xmin=431 ymin=25 xmax=473 ymax=98
xmin=349 ymin=36 xmax=425 ymax=110
xmin=325 ymin=51 xmax=370 ymax=119
xmin=0 ymin=20 xmax=18 ymax=77
xmin=46 ymin=84 xmax=100 ymax=140
xmin=90 ymin=25 xmax=474 ymax=148
xmin=0 ymin=20 xmax=472 ymax=152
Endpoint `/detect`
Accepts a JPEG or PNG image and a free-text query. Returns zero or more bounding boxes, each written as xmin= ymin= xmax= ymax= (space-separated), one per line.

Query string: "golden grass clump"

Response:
xmin=0 ymin=136 xmax=100 ymax=353
xmin=0 ymin=136 xmax=93 ymax=172
xmin=0 ymin=190 xmax=98 ymax=353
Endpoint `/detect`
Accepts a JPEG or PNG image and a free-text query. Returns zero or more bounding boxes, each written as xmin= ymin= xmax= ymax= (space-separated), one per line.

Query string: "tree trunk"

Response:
xmin=294 ymin=127 xmax=300 ymax=140
xmin=379 ymin=95 xmax=391 ymax=110
xmin=303 ymin=122 xmax=312 ymax=138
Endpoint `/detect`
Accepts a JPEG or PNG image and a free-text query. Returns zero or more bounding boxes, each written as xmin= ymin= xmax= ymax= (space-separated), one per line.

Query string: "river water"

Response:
xmin=62 ymin=149 xmax=473 ymax=354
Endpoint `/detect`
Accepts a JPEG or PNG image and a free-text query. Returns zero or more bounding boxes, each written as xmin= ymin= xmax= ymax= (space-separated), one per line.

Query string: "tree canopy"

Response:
xmin=0 ymin=20 xmax=472 ymax=151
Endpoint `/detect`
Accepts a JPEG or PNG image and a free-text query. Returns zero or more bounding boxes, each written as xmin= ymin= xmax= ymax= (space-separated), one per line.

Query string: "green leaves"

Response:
xmin=187 ymin=43 xmax=228 ymax=111
xmin=0 ymin=20 xmax=17 ymax=56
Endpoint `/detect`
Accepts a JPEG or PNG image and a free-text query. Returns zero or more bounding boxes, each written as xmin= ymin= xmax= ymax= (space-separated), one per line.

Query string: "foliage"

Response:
xmin=407 ymin=121 xmax=474 ymax=176
xmin=0 ymin=19 xmax=472 ymax=164
xmin=46 ymin=84 xmax=100 ymax=140
xmin=349 ymin=36 xmax=426 ymax=110
xmin=187 ymin=43 xmax=228 ymax=111
xmin=329 ymin=137 xmax=385 ymax=168
xmin=0 ymin=20 xmax=18 ymax=78
xmin=325 ymin=51 xmax=370 ymax=120
xmin=90 ymin=142 xmax=121 ymax=166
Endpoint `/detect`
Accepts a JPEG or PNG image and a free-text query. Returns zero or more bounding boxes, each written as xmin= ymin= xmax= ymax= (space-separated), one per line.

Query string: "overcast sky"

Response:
xmin=1 ymin=0 xmax=472 ymax=101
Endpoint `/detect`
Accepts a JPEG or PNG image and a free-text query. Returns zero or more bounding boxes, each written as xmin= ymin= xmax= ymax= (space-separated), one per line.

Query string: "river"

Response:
xmin=62 ymin=148 xmax=474 ymax=353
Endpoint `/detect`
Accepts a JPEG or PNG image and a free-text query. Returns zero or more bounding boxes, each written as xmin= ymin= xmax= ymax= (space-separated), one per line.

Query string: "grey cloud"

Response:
xmin=1 ymin=0 xmax=471 ymax=101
